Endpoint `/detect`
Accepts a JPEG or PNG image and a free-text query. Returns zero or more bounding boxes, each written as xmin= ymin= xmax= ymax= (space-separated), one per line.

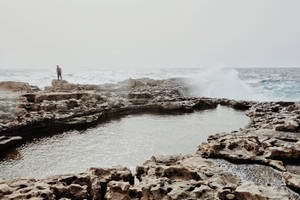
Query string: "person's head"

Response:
xmin=56 ymin=65 xmax=59 ymax=68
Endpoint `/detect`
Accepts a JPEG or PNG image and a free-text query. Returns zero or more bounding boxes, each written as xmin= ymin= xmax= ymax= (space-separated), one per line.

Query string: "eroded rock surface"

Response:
xmin=0 ymin=81 xmax=39 ymax=93
xmin=0 ymin=167 xmax=133 ymax=200
xmin=0 ymin=79 xmax=300 ymax=199
xmin=0 ymin=79 xmax=218 ymax=153
xmin=198 ymin=129 xmax=300 ymax=171
xmin=246 ymin=101 xmax=300 ymax=132
xmin=283 ymin=172 xmax=300 ymax=193
xmin=1 ymin=155 xmax=297 ymax=199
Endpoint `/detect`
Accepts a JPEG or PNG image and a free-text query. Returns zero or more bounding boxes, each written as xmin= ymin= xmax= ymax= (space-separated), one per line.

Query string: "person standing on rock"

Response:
xmin=56 ymin=65 xmax=62 ymax=80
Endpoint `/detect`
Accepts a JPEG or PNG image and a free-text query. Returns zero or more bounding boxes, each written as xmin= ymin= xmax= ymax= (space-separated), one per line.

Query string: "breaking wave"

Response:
xmin=0 ymin=67 xmax=299 ymax=101
xmin=183 ymin=68 xmax=263 ymax=101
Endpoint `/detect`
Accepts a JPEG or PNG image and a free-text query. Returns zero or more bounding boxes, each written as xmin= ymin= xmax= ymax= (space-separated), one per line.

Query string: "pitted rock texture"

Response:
xmin=0 ymin=79 xmax=218 ymax=155
xmin=246 ymin=102 xmax=300 ymax=132
xmin=134 ymin=155 xmax=241 ymax=200
xmin=0 ymin=79 xmax=300 ymax=199
xmin=0 ymin=167 xmax=133 ymax=200
xmin=198 ymin=129 xmax=300 ymax=171
xmin=1 ymin=155 xmax=296 ymax=200
xmin=283 ymin=172 xmax=300 ymax=193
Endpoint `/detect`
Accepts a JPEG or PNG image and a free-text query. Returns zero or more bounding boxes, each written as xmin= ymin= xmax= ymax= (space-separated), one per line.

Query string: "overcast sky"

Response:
xmin=0 ymin=0 xmax=299 ymax=69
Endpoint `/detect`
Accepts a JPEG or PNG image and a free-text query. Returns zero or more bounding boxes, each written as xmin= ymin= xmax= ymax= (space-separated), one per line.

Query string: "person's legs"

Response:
xmin=57 ymin=74 xmax=59 ymax=80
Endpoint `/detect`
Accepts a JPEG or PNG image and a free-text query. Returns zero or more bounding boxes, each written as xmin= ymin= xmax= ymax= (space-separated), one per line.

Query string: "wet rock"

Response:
xmin=192 ymin=98 xmax=218 ymax=110
xmin=0 ymin=78 xmax=300 ymax=199
xmin=283 ymin=172 xmax=300 ymax=193
xmin=231 ymin=101 xmax=251 ymax=110
xmin=0 ymin=136 xmax=22 ymax=152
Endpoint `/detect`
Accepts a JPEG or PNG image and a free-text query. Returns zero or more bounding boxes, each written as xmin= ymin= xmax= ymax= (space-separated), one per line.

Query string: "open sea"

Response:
xmin=0 ymin=67 xmax=299 ymax=101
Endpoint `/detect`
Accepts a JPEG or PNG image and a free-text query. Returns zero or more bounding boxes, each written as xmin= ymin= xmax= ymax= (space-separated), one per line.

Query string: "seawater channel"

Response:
xmin=0 ymin=105 xmax=249 ymax=180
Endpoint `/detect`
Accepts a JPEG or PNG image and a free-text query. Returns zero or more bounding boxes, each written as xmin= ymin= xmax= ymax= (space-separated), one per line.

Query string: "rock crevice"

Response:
xmin=0 ymin=79 xmax=299 ymax=199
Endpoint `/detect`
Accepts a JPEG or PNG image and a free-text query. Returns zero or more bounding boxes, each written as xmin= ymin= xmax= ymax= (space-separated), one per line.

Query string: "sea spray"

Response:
xmin=0 ymin=90 xmax=18 ymax=123
xmin=183 ymin=67 xmax=259 ymax=100
xmin=0 ymin=67 xmax=299 ymax=101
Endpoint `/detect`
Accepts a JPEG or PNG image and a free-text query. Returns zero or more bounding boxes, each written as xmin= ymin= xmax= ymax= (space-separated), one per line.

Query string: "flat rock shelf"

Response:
xmin=0 ymin=79 xmax=299 ymax=200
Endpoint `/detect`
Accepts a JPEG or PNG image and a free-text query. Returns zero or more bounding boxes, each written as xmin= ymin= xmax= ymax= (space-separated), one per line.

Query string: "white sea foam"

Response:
xmin=0 ymin=67 xmax=299 ymax=101
xmin=183 ymin=67 xmax=258 ymax=100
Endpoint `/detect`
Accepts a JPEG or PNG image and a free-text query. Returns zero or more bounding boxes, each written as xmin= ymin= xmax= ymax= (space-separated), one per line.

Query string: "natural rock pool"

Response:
xmin=0 ymin=106 xmax=249 ymax=180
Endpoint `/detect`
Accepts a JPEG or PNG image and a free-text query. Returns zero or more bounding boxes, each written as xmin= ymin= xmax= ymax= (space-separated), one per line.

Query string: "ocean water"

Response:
xmin=0 ymin=67 xmax=299 ymax=101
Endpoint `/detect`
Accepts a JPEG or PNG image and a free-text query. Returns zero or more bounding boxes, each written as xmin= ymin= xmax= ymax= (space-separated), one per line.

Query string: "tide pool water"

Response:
xmin=0 ymin=106 xmax=249 ymax=180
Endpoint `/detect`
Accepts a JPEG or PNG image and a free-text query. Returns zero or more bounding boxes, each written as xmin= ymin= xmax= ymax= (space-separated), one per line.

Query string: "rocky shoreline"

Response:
xmin=0 ymin=79 xmax=299 ymax=199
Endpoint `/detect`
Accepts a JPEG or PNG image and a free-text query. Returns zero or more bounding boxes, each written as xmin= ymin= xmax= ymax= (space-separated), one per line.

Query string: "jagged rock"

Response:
xmin=0 ymin=167 xmax=133 ymax=200
xmin=0 ymin=79 xmax=228 ymax=145
xmin=283 ymin=172 xmax=300 ymax=193
xmin=0 ymin=78 xmax=300 ymax=199
xmin=198 ymin=129 xmax=300 ymax=171
xmin=133 ymin=155 xmax=241 ymax=199
xmin=105 ymin=181 xmax=131 ymax=200
xmin=275 ymin=120 xmax=299 ymax=132
xmin=246 ymin=101 xmax=300 ymax=132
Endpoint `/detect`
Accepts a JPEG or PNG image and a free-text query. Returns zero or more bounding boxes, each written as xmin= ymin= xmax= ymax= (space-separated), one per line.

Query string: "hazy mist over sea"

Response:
xmin=0 ymin=0 xmax=300 ymax=69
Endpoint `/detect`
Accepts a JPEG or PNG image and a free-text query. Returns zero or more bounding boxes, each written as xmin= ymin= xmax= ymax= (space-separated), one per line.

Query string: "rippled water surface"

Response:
xmin=0 ymin=106 xmax=249 ymax=180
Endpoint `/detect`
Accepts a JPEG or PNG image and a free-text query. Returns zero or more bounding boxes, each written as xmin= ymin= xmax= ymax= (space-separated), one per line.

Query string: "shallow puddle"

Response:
xmin=0 ymin=106 xmax=249 ymax=180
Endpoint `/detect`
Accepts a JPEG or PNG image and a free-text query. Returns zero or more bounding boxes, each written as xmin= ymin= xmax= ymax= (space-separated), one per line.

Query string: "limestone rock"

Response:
xmin=0 ymin=167 xmax=133 ymax=200
xmin=0 ymin=136 xmax=22 ymax=151
xmin=283 ymin=172 xmax=300 ymax=193
xmin=134 ymin=155 xmax=240 ymax=200
xmin=275 ymin=120 xmax=299 ymax=132
xmin=0 ymin=81 xmax=39 ymax=93
xmin=235 ymin=181 xmax=290 ymax=200
xmin=198 ymin=129 xmax=300 ymax=171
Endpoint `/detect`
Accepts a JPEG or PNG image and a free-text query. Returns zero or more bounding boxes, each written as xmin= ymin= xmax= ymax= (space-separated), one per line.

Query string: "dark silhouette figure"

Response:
xmin=56 ymin=65 xmax=62 ymax=80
